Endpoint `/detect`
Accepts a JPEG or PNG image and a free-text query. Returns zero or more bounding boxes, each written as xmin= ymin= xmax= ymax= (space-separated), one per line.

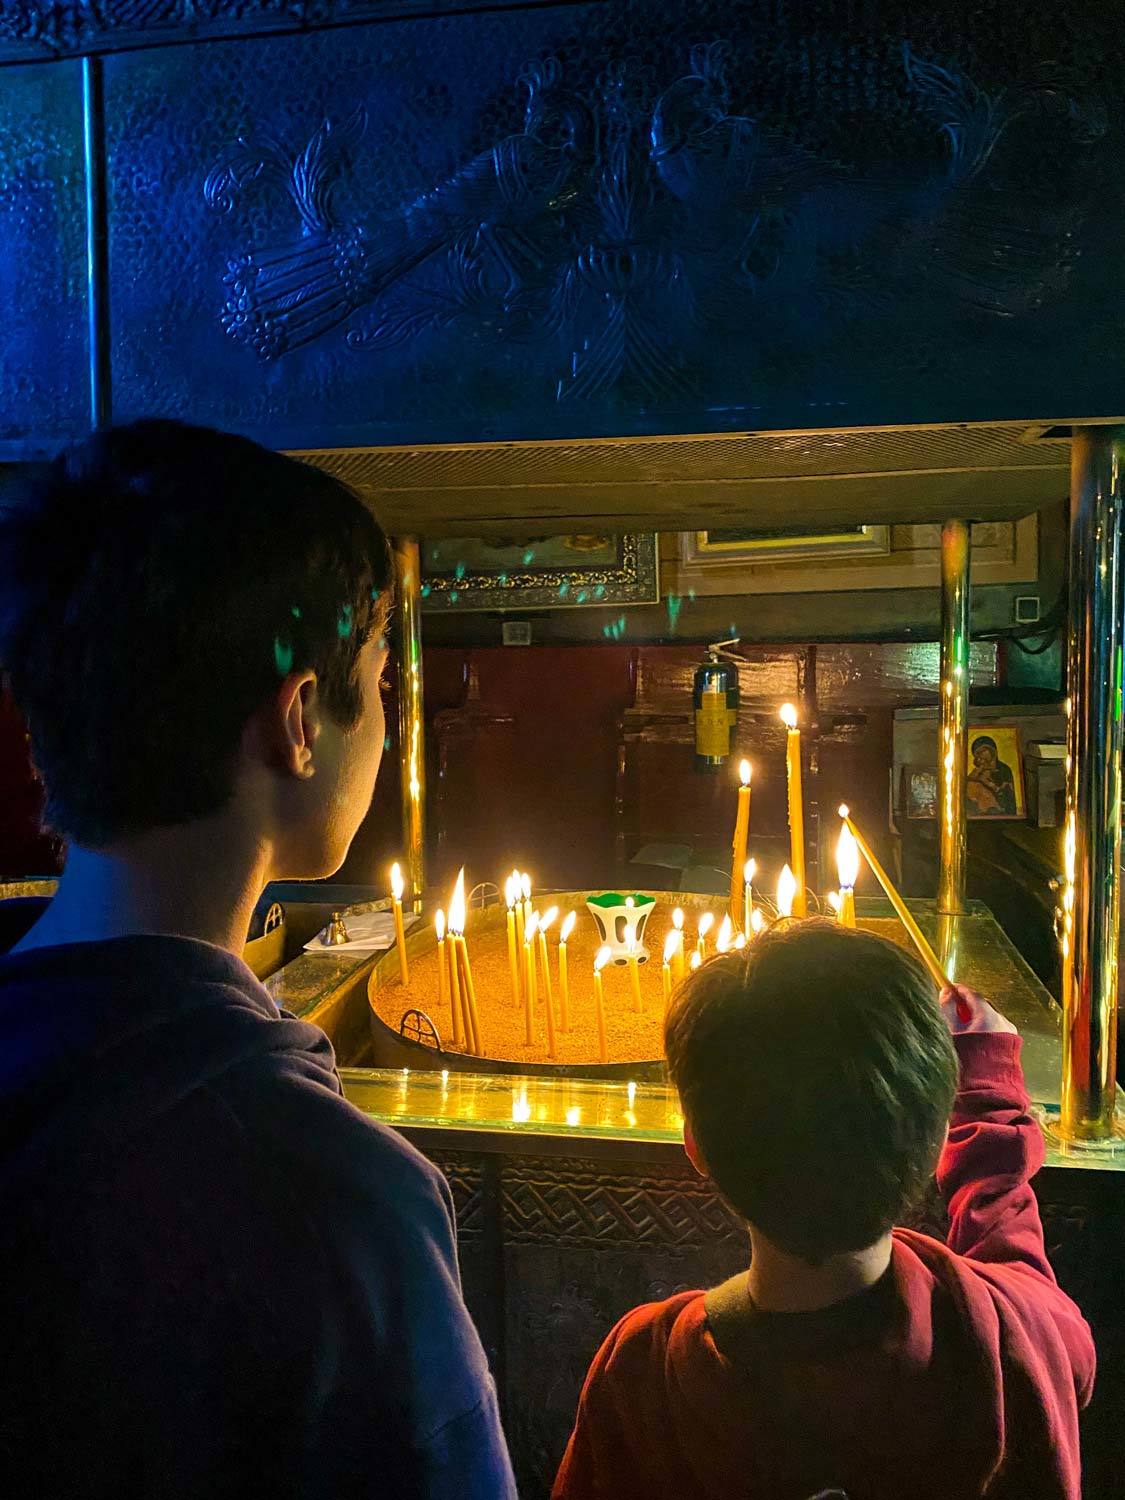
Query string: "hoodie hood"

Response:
xmin=0 ymin=933 xmax=340 ymax=1204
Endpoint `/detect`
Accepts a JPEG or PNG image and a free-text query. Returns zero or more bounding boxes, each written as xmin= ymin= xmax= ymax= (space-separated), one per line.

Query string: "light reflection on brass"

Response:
xmin=394 ymin=537 xmax=426 ymax=911
xmin=938 ymin=519 xmax=971 ymax=915
xmin=1061 ymin=429 xmax=1125 ymax=1141
xmin=936 ymin=912 xmax=964 ymax=984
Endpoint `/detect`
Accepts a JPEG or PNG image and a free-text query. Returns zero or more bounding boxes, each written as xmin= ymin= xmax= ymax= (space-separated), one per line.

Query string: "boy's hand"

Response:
xmin=940 ymin=983 xmax=1018 ymax=1036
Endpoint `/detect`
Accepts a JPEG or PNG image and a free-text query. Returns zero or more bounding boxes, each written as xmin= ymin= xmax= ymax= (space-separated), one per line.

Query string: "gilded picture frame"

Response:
xmin=681 ymin=525 xmax=891 ymax=565
xmin=421 ymin=532 xmax=659 ymax=613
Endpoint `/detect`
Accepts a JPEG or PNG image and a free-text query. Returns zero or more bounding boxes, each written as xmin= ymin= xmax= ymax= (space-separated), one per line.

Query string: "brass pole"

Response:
xmin=938 ymin=520 xmax=971 ymax=915
xmin=393 ymin=537 xmax=426 ymax=912
xmin=1060 ymin=428 xmax=1124 ymax=1141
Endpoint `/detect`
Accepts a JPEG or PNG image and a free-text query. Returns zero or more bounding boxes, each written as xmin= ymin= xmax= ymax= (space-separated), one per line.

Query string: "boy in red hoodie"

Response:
xmin=554 ymin=920 xmax=1094 ymax=1500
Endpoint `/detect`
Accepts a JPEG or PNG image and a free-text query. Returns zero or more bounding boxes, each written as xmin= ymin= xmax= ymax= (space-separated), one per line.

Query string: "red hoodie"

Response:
xmin=553 ymin=1034 xmax=1095 ymax=1500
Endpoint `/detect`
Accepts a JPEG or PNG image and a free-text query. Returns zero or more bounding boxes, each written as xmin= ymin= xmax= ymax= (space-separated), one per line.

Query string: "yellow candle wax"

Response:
xmin=780 ymin=705 xmax=808 ymax=917
xmin=839 ymin=806 xmax=947 ymax=988
xmin=836 ymin=822 xmax=860 ymax=929
xmin=662 ymin=929 xmax=677 ymax=1012
xmin=523 ymin=913 xmax=539 ymax=1046
xmin=743 ymin=858 xmax=756 ymax=938
xmin=728 ymin=759 xmax=752 ymax=925
xmin=435 ymin=908 xmax=448 ymax=1020
xmin=456 ymin=936 xmax=482 ymax=1057
xmin=672 ymin=908 xmax=686 ymax=982
xmin=538 ymin=908 xmax=558 ymax=1058
xmin=696 ymin=910 xmax=714 ymax=961
xmin=505 ymin=878 xmax=522 ymax=1005
xmin=446 ymin=919 xmax=464 ymax=1051
xmin=390 ymin=862 xmax=409 ymax=985
xmin=558 ymin=911 xmax=576 ymax=1031
xmin=593 ymin=946 xmax=610 ymax=1063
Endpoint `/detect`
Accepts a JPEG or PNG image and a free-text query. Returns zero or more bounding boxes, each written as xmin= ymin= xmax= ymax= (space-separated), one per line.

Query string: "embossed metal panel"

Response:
xmin=102 ymin=2 xmax=1125 ymax=464
xmin=0 ymin=61 xmax=88 ymax=453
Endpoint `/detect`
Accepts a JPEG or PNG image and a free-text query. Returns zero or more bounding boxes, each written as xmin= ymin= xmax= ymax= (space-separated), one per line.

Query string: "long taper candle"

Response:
xmin=513 ymin=871 xmax=527 ymax=964
xmin=446 ymin=910 xmax=465 ymax=1051
xmin=523 ymin=911 xmax=539 ymax=1045
xmin=743 ymin=857 xmax=756 ymax=937
xmin=558 ymin=911 xmax=575 ymax=1031
xmin=672 ymin=907 xmax=686 ymax=982
xmin=390 ymin=862 xmax=409 ymax=985
xmin=538 ymin=907 xmax=558 ymax=1059
xmin=838 ymin=805 xmax=948 ymax=988
xmin=456 ymin=936 xmax=482 ymax=1056
xmin=435 ymin=908 xmax=451 ymax=1041
xmin=448 ymin=870 xmax=469 ymax=1051
xmin=728 ymin=759 xmax=752 ymax=926
xmin=662 ymin=929 xmax=677 ymax=1011
xmin=780 ymin=704 xmax=808 ymax=916
xmin=626 ymin=928 xmax=643 ymax=1013
xmin=593 ymin=946 xmax=610 ymax=1063
xmin=505 ymin=877 xmax=522 ymax=1005
xmin=836 ymin=822 xmax=860 ymax=929
xmin=696 ymin=910 xmax=714 ymax=961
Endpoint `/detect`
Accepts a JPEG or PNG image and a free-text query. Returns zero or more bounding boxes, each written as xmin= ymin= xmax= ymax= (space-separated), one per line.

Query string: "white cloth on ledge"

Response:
xmin=303 ymin=909 xmax=420 ymax=955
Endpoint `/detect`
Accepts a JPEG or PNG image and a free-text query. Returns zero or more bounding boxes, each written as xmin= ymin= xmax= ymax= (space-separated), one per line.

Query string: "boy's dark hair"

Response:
xmin=664 ymin=919 xmax=957 ymax=1263
xmin=0 ymin=420 xmax=392 ymax=846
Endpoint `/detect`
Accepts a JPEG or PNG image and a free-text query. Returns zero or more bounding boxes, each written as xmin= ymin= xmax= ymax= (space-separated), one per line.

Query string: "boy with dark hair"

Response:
xmin=0 ymin=421 xmax=514 ymax=1499
xmin=554 ymin=920 xmax=1094 ymax=1500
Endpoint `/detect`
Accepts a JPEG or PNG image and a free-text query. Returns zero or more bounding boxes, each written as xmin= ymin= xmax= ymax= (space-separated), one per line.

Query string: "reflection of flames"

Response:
xmin=473 ymin=533 xmax=610 ymax=554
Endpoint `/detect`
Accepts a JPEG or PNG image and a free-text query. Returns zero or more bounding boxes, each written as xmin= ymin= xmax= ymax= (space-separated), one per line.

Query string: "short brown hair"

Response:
xmin=664 ymin=919 xmax=957 ymax=1263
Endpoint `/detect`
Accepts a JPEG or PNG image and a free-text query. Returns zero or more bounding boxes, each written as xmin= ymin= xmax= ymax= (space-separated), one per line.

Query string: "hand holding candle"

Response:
xmin=836 ymin=822 xmax=860 ymax=929
xmin=779 ymin=705 xmax=808 ymax=917
xmin=728 ymin=759 xmax=752 ymax=926
xmin=838 ymin=805 xmax=948 ymax=988
xmin=390 ymin=863 xmax=409 ymax=985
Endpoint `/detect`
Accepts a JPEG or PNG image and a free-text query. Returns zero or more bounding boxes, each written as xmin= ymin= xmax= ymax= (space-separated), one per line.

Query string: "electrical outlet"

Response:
xmin=1015 ymin=595 xmax=1041 ymax=624
xmin=502 ymin=620 xmax=532 ymax=646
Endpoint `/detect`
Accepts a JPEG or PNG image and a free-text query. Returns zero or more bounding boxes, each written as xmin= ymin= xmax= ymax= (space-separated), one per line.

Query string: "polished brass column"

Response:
xmin=394 ymin=537 xmax=426 ymax=911
xmin=1060 ymin=428 xmax=1125 ymax=1141
xmin=938 ymin=519 xmax=971 ymax=916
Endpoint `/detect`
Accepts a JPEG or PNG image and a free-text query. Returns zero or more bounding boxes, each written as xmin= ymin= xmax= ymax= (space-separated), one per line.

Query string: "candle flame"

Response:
xmin=734 ymin=932 xmax=747 ymax=949
xmin=664 ymin=930 xmax=678 ymax=964
xmin=739 ymin=758 xmax=751 ymax=786
xmin=390 ymin=862 xmax=405 ymax=902
xmin=838 ymin=803 xmax=850 ymax=819
xmin=520 ymin=872 xmax=531 ymax=901
xmin=743 ymin=857 xmax=756 ymax=884
xmin=525 ymin=911 xmax=540 ymax=943
xmin=594 ymin=945 xmax=612 ymax=974
xmin=827 ymin=890 xmax=841 ymax=914
xmin=837 ymin=823 xmax=860 ymax=890
xmin=698 ymin=911 xmax=715 ymax=938
xmin=777 ymin=864 xmax=797 ymax=918
xmin=505 ymin=876 xmax=516 ymax=910
xmin=750 ymin=908 xmax=765 ymax=934
xmin=780 ymin=702 xmax=798 ymax=729
xmin=540 ymin=905 xmax=558 ymax=933
xmin=716 ymin=914 xmax=733 ymax=953
xmin=560 ymin=911 xmax=576 ymax=943
xmin=435 ymin=908 xmax=446 ymax=942
xmin=690 ymin=950 xmax=702 ymax=971
xmin=672 ymin=907 xmax=684 ymax=932
xmin=449 ymin=868 xmax=467 ymax=935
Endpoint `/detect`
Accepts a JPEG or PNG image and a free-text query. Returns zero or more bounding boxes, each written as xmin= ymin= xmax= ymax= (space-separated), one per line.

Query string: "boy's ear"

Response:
xmin=249 ymin=670 xmax=320 ymax=778
xmin=683 ymin=1121 xmax=708 ymax=1178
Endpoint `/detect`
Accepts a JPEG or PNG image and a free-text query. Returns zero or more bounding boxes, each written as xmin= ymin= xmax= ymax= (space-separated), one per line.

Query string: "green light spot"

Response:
xmin=370 ymin=588 xmax=380 ymax=602
xmin=594 ymin=585 xmax=606 ymax=599
xmin=450 ymin=590 xmax=460 ymax=604
xmin=274 ymin=637 xmax=294 ymax=674
xmin=576 ymin=590 xmax=588 ymax=603
xmin=455 ymin=562 xmax=466 ymax=581
xmin=498 ymin=573 xmax=508 ymax=585
xmin=558 ymin=580 xmax=570 ymax=597
xmin=666 ymin=594 xmax=682 ymax=630
xmin=291 ymin=605 xmax=302 ymax=620
xmin=337 ymin=604 xmax=353 ymax=638
xmin=421 ymin=584 xmax=432 ymax=598
xmin=384 ymin=735 xmax=392 ymax=751
xmin=522 ymin=550 xmax=535 ymax=565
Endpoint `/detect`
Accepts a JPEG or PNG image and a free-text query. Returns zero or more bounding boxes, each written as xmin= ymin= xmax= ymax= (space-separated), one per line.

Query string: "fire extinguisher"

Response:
xmin=693 ymin=637 xmax=741 ymax=773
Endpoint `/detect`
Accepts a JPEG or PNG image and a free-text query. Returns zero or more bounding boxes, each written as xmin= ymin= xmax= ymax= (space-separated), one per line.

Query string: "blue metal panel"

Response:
xmin=0 ymin=61 xmax=88 ymax=454
xmin=101 ymin=2 xmax=1125 ymax=448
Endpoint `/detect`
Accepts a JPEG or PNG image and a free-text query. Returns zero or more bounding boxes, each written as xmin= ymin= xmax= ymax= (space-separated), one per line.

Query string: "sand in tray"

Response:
xmin=369 ymin=917 xmax=692 ymax=1066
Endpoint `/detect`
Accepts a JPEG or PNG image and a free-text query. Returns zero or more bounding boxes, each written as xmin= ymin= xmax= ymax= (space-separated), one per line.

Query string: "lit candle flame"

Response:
xmin=673 ymin=907 xmax=684 ymax=932
xmin=777 ymin=864 xmax=797 ymax=918
xmin=838 ymin=803 xmax=850 ymax=818
xmin=837 ymin=823 xmax=860 ymax=891
xmin=449 ymin=867 xmax=467 ymax=935
xmin=698 ymin=911 xmax=715 ymax=939
xmin=827 ymin=890 xmax=841 ymax=914
xmin=435 ymin=908 xmax=446 ymax=942
xmin=664 ymin=930 xmax=678 ymax=964
xmin=690 ymin=950 xmax=702 ymax=971
xmin=390 ymin=862 xmax=405 ymax=902
xmin=780 ymin=702 xmax=798 ymax=730
xmin=560 ymin=911 xmax=576 ymax=943
xmin=716 ymin=914 xmax=733 ymax=953
xmin=525 ymin=911 xmax=540 ymax=944
xmin=505 ymin=876 xmax=516 ymax=910
xmin=734 ymin=932 xmax=747 ymax=949
xmin=750 ymin=908 xmax=765 ymax=934
xmin=520 ymin=872 xmax=531 ymax=901
xmin=743 ymin=857 xmax=756 ymax=884
xmin=594 ymin=945 xmax=612 ymax=974
xmin=739 ymin=758 xmax=751 ymax=787
xmin=540 ymin=906 xmax=558 ymax=933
